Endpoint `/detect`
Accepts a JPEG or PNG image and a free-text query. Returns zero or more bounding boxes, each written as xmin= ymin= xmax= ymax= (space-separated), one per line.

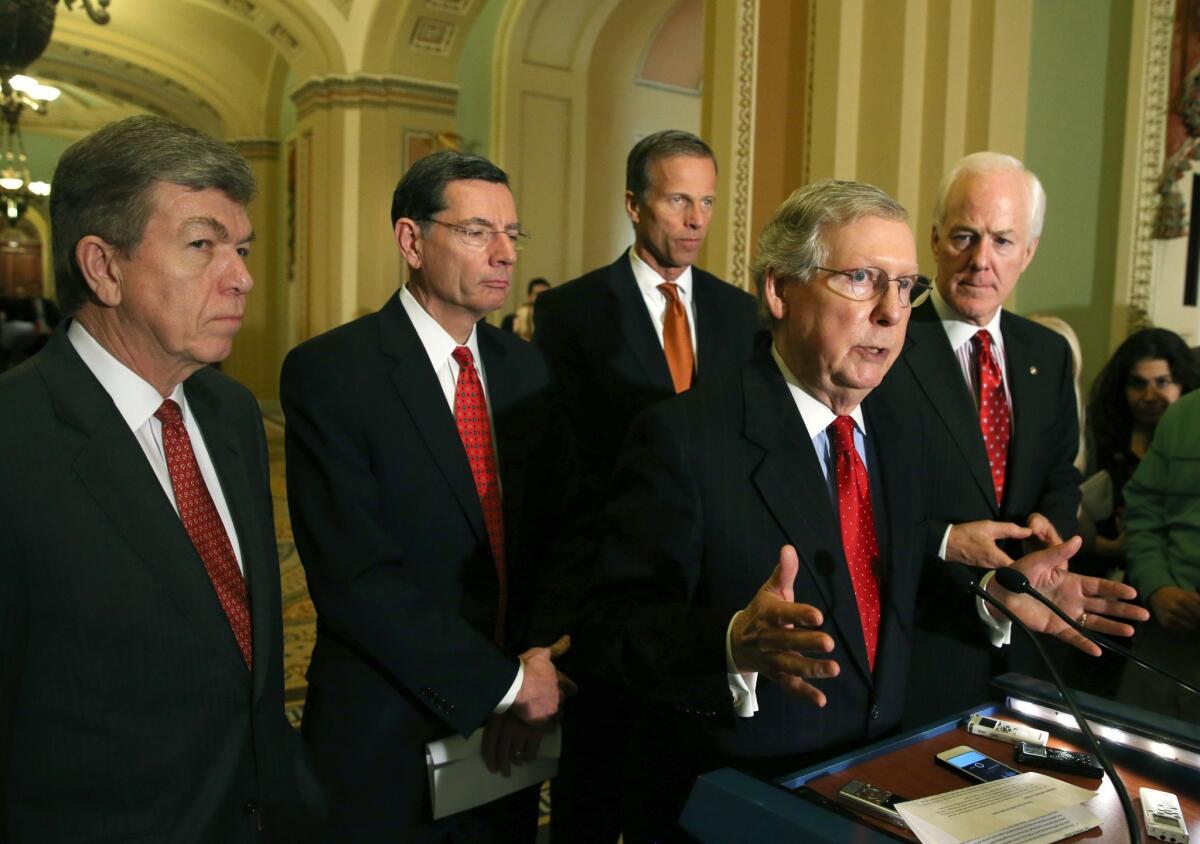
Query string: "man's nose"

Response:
xmin=490 ymin=233 xmax=517 ymax=264
xmin=872 ymin=281 xmax=903 ymax=324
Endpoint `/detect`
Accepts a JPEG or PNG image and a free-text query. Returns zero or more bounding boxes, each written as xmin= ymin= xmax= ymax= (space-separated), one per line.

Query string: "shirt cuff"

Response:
xmin=938 ymin=524 xmax=953 ymax=560
xmin=493 ymin=662 xmax=523 ymax=715
xmin=725 ymin=612 xmax=759 ymax=717
xmin=976 ymin=570 xmax=1012 ymax=647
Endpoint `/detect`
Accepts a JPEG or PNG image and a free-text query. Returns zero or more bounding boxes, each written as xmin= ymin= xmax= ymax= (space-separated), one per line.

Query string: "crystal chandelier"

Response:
xmin=0 ymin=0 xmax=110 ymax=221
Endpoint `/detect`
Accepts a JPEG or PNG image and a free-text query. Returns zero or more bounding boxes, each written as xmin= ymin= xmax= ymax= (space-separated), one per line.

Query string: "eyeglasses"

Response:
xmin=815 ymin=266 xmax=931 ymax=308
xmin=419 ymin=219 xmax=531 ymax=251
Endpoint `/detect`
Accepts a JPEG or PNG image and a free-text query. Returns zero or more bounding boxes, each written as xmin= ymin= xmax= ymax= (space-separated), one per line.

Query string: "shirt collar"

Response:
xmin=771 ymin=342 xmax=865 ymax=440
xmin=932 ymin=287 xmax=1004 ymax=353
xmin=628 ymin=246 xmax=694 ymax=302
xmin=399 ymin=285 xmax=481 ymax=368
xmin=67 ymin=319 xmax=187 ymax=432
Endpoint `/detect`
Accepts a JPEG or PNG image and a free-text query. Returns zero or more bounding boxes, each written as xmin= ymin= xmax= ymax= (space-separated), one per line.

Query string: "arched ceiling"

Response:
xmin=14 ymin=0 xmax=345 ymax=139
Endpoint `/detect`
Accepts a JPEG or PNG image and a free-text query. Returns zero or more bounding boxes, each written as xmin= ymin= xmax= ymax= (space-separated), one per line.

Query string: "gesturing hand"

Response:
xmin=990 ymin=536 xmax=1149 ymax=655
xmin=729 ymin=545 xmax=838 ymax=708
xmin=945 ymin=520 xmax=1033 ymax=569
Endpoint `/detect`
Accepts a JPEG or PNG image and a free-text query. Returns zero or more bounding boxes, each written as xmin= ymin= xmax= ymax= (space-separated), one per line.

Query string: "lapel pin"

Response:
xmin=1029 ymin=365 xmax=1038 ymax=375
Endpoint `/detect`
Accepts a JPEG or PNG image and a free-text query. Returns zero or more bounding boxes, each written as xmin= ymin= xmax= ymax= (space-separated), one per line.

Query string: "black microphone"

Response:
xmin=941 ymin=562 xmax=1142 ymax=844
xmin=992 ymin=567 xmax=1200 ymax=697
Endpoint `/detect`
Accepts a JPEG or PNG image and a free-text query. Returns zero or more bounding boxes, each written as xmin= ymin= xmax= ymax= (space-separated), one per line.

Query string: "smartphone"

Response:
xmin=936 ymin=745 xmax=1021 ymax=783
xmin=837 ymin=779 xmax=910 ymax=828
xmin=1013 ymin=742 xmax=1104 ymax=779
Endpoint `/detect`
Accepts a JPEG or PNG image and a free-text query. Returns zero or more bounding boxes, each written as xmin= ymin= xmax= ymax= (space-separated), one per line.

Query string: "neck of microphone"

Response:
xmin=942 ymin=562 xmax=1142 ymax=844
xmin=992 ymin=567 xmax=1200 ymax=697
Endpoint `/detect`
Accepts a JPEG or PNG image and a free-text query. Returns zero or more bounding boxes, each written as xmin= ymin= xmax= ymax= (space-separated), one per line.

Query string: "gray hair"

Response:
xmin=751 ymin=180 xmax=908 ymax=323
xmin=932 ymin=151 xmax=1046 ymax=238
xmin=51 ymin=115 xmax=256 ymax=316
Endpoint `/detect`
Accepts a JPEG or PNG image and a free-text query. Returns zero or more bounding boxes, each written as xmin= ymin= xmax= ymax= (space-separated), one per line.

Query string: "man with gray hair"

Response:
xmin=576 ymin=180 xmax=1140 ymax=842
xmin=882 ymin=152 xmax=1084 ymax=724
xmin=0 ymin=115 xmax=320 ymax=841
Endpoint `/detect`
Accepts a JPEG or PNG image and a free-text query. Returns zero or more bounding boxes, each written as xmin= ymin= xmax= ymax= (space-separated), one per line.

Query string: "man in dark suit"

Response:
xmin=282 ymin=151 xmax=575 ymax=842
xmin=534 ymin=129 xmax=761 ymax=843
xmin=882 ymin=153 xmax=1084 ymax=724
xmin=578 ymin=180 xmax=1144 ymax=843
xmin=0 ymin=116 xmax=318 ymax=842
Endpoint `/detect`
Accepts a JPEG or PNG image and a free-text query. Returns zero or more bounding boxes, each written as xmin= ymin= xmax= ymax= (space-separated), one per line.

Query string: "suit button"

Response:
xmin=243 ymin=800 xmax=259 ymax=814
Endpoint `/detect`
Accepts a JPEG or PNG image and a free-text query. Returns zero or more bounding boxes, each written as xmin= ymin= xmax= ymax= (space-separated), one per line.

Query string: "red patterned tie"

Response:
xmin=831 ymin=416 xmax=882 ymax=671
xmin=973 ymin=330 xmax=1011 ymax=506
xmin=658 ymin=282 xmax=694 ymax=393
xmin=452 ymin=346 xmax=507 ymax=643
xmin=155 ymin=399 xmax=253 ymax=669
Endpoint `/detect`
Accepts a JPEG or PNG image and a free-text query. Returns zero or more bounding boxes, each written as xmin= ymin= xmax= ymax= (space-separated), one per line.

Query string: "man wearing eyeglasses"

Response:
xmin=280 ymin=151 xmax=578 ymax=842
xmin=533 ymin=129 xmax=761 ymax=844
xmin=574 ymin=180 xmax=1142 ymax=843
xmin=881 ymin=153 xmax=1084 ymax=725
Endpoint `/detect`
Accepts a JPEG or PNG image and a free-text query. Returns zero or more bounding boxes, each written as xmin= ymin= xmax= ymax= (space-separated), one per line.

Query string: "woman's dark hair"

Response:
xmin=1088 ymin=327 xmax=1200 ymax=481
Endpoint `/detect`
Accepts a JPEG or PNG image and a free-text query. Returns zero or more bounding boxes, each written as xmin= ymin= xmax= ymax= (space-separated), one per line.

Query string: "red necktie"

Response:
xmin=973 ymin=330 xmax=1011 ymax=506
xmin=831 ymin=415 xmax=882 ymax=671
xmin=451 ymin=346 xmax=507 ymax=643
xmin=658 ymin=282 xmax=694 ymax=393
xmin=155 ymin=399 xmax=253 ymax=669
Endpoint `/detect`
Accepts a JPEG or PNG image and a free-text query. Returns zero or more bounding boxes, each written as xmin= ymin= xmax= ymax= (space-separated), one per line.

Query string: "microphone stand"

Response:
xmin=993 ymin=566 xmax=1200 ymax=697
xmin=947 ymin=564 xmax=1142 ymax=844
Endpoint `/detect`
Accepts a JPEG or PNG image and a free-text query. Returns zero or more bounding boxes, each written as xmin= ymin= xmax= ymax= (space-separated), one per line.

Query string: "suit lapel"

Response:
xmin=38 ymin=332 xmax=251 ymax=681
xmin=606 ymin=256 xmax=675 ymax=393
xmin=379 ymin=297 xmax=488 ymax=547
xmin=904 ymin=305 xmax=996 ymax=511
xmin=742 ymin=354 xmax=874 ymax=685
xmin=691 ymin=271 xmax=721 ymax=380
xmin=186 ymin=374 xmax=272 ymax=699
xmin=1000 ymin=311 xmax=1037 ymax=512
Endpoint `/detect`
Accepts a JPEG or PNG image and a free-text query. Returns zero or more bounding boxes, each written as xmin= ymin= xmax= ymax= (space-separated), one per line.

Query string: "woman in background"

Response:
xmin=1085 ymin=327 xmax=1200 ymax=557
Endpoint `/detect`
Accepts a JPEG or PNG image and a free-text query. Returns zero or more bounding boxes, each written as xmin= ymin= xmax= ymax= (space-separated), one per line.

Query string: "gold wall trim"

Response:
xmin=292 ymin=74 xmax=459 ymax=118
xmin=728 ymin=0 xmax=758 ymax=290
xmin=1128 ymin=0 xmax=1175 ymax=329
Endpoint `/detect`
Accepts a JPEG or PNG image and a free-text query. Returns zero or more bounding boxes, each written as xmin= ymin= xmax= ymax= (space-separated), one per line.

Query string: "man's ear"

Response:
xmin=763 ymin=271 xmax=788 ymax=321
xmin=75 ymin=236 xmax=122 ymax=307
xmin=1020 ymin=235 xmax=1040 ymax=272
xmin=624 ymin=190 xmax=641 ymax=225
xmin=930 ymin=224 xmax=941 ymax=258
xmin=394 ymin=218 xmax=424 ymax=270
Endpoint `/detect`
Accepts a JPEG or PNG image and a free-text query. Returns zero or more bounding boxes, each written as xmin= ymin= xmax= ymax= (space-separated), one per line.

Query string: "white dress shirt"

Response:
xmin=67 ymin=319 xmax=244 ymax=574
xmin=628 ymin=247 xmax=699 ymax=362
xmin=726 ymin=344 xmax=1009 ymax=718
xmin=398 ymin=286 xmax=523 ymax=713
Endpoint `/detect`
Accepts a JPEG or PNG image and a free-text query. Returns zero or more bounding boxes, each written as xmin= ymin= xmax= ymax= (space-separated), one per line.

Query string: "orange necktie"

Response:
xmin=658 ymin=281 xmax=694 ymax=393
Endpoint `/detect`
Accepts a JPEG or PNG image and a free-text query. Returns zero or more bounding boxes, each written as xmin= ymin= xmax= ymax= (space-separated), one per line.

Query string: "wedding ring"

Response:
xmin=1077 ymin=612 xmax=1088 ymax=628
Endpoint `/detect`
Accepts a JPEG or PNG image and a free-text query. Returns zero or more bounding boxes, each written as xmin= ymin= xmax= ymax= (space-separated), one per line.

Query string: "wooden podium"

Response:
xmin=680 ymin=677 xmax=1200 ymax=842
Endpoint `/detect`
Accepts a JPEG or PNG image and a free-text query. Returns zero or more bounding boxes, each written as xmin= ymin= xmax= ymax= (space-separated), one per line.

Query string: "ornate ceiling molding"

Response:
xmin=291 ymin=73 xmax=458 ymax=118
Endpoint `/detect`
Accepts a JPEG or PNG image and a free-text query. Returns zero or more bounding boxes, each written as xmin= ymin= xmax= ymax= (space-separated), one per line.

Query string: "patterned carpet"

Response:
xmin=263 ymin=413 xmax=316 ymax=729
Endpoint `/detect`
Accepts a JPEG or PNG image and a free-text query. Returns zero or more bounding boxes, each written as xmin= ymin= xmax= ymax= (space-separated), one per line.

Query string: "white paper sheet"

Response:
xmin=425 ymin=728 xmax=561 ymax=820
xmin=895 ymin=772 xmax=1100 ymax=844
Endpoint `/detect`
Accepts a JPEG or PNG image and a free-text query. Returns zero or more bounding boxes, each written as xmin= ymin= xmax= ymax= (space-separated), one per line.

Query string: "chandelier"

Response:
xmin=0 ymin=0 xmax=110 ymax=222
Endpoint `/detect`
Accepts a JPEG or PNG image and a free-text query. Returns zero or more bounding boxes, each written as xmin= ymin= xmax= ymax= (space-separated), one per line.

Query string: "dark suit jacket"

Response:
xmin=281 ymin=294 xmax=575 ymax=839
xmin=534 ymin=252 xmax=761 ymax=501
xmin=577 ymin=348 xmax=931 ymax=833
xmin=885 ymin=300 xmax=1080 ymax=546
xmin=880 ymin=301 xmax=1081 ymax=721
xmin=0 ymin=327 xmax=314 ymax=844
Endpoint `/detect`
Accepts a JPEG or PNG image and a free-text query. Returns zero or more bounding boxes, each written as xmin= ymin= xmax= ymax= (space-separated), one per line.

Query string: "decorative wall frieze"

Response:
xmin=425 ymin=0 xmax=472 ymax=12
xmin=231 ymin=138 xmax=281 ymax=160
xmin=410 ymin=17 xmax=457 ymax=55
xmin=292 ymin=74 xmax=459 ymax=118
xmin=1129 ymin=0 xmax=1176 ymax=331
xmin=727 ymin=0 xmax=758 ymax=291
xmin=210 ymin=0 xmax=257 ymax=19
